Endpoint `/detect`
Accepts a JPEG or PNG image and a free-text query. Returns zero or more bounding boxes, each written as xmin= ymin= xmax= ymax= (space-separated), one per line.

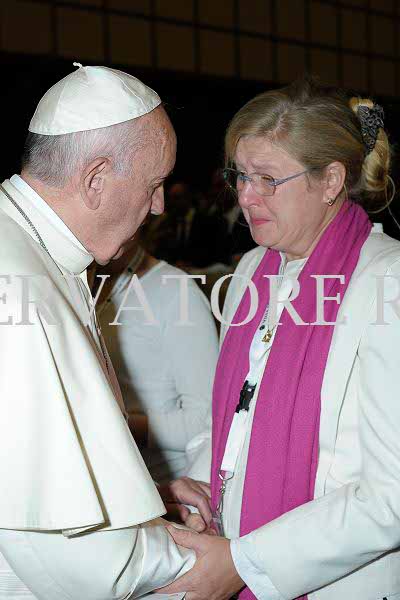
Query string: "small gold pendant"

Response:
xmin=262 ymin=329 xmax=273 ymax=343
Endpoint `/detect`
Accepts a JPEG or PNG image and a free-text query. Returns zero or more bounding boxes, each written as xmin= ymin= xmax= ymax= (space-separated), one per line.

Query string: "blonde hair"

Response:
xmin=225 ymin=78 xmax=393 ymax=212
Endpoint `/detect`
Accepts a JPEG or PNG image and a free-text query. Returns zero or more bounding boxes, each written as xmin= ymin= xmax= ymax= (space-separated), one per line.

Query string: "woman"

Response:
xmin=163 ymin=78 xmax=400 ymax=600
xmin=93 ymin=237 xmax=218 ymax=484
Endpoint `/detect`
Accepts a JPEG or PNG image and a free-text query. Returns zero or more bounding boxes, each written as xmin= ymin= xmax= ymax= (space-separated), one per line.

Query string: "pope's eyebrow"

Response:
xmin=152 ymin=169 xmax=174 ymax=184
xmin=161 ymin=169 xmax=174 ymax=180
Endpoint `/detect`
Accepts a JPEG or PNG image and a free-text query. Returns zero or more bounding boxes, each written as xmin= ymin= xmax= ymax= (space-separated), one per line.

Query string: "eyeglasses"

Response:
xmin=222 ymin=167 xmax=308 ymax=197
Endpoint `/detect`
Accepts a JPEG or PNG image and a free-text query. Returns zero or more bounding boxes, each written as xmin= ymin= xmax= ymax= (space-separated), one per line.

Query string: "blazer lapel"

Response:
xmin=315 ymin=231 xmax=398 ymax=497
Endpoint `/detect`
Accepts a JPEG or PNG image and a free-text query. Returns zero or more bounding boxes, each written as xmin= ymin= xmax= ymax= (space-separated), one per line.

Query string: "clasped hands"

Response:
xmin=157 ymin=476 xmax=244 ymax=600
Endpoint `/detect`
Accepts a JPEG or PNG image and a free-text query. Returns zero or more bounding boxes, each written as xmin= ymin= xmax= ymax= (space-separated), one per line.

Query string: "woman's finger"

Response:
xmin=176 ymin=503 xmax=190 ymax=522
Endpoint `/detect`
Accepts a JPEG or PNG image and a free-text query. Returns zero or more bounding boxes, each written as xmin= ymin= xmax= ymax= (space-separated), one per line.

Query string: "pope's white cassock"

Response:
xmin=0 ymin=174 xmax=194 ymax=599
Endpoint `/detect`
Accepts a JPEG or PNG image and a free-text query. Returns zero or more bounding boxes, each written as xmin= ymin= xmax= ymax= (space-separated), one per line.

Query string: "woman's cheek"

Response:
xmin=242 ymin=208 xmax=251 ymax=224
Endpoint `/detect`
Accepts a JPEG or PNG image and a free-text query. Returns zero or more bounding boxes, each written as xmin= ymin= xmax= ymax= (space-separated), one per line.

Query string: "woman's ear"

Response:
xmin=323 ymin=162 xmax=346 ymax=205
xmin=80 ymin=157 xmax=110 ymax=210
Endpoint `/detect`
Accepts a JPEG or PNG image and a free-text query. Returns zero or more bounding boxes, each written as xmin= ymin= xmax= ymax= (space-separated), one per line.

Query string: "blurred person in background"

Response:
xmin=149 ymin=181 xmax=196 ymax=264
xmin=149 ymin=174 xmax=255 ymax=271
xmin=187 ymin=169 xmax=256 ymax=270
xmin=207 ymin=168 xmax=256 ymax=266
xmin=92 ymin=232 xmax=219 ymax=485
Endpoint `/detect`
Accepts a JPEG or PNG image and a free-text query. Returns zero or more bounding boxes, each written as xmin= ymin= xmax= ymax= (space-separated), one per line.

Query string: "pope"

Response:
xmin=0 ymin=64 xmax=212 ymax=599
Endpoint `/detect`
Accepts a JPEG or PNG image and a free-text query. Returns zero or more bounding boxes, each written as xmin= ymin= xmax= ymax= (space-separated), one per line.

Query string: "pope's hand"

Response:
xmin=156 ymin=526 xmax=245 ymax=600
xmin=158 ymin=477 xmax=212 ymax=528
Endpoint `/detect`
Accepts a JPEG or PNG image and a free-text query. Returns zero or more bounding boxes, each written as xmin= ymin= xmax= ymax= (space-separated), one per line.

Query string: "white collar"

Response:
xmin=11 ymin=175 xmax=87 ymax=251
xmin=279 ymin=251 xmax=308 ymax=275
xmin=0 ymin=177 xmax=93 ymax=274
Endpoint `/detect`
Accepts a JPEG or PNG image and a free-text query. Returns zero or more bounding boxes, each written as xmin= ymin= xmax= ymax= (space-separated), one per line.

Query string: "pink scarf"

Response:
xmin=210 ymin=202 xmax=371 ymax=600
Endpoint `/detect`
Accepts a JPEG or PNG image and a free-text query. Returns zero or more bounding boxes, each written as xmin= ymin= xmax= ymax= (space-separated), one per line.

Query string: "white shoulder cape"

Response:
xmin=0 ymin=181 xmax=165 ymax=536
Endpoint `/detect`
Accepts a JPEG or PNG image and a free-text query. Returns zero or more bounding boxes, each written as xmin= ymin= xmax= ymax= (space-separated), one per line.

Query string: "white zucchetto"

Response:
xmin=29 ymin=63 xmax=162 ymax=136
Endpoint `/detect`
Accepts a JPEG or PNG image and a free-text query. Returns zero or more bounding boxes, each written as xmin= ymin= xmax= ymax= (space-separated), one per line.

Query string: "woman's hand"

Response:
xmin=158 ymin=477 xmax=213 ymax=527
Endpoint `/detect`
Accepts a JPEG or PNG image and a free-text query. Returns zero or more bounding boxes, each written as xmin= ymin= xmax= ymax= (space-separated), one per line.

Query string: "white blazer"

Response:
xmin=187 ymin=225 xmax=400 ymax=600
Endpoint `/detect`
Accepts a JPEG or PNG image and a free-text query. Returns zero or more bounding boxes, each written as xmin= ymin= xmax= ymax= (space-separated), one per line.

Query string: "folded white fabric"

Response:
xmin=0 ymin=551 xmax=34 ymax=599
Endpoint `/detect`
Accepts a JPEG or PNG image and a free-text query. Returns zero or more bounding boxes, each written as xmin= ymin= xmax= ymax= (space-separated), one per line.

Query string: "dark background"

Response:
xmin=1 ymin=0 xmax=400 ymax=236
xmin=0 ymin=54 xmax=274 ymax=187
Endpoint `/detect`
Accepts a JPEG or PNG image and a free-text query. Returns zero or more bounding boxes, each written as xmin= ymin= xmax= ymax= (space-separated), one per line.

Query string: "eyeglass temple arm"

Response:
xmin=274 ymin=170 xmax=308 ymax=186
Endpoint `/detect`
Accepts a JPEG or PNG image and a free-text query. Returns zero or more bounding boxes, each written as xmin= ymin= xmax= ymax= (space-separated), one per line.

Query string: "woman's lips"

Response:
xmin=250 ymin=217 xmax=271 ymax=226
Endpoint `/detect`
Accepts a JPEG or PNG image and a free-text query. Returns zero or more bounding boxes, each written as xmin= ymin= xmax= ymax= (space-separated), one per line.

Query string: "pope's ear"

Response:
xmin=80 ymin=157 xmax=110 ymax=210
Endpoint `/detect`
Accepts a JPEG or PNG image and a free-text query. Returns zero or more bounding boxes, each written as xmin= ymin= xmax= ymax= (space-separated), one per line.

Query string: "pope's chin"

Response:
xmin=93 ymin=246 xmax=123 ymax=265
xmin=94 ymin=256 xmax=111 ymax=266
xmin=111 ymin=246 xmax=126 ymax=261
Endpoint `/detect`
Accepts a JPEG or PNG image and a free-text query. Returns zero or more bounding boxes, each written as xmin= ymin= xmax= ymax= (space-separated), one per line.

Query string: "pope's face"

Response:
xmin=95 ymin=108 xmax=176 ymax=264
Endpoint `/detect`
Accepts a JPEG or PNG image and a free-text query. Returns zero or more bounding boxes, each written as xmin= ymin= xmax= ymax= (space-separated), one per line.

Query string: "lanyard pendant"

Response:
xmin=212 ymin=509 xmax=224 ymax=537
xmin=212 ymin=471 xmax=233 ymax=537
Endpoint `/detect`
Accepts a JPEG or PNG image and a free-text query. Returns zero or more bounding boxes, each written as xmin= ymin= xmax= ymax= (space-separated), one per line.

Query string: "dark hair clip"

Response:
xmin=357 ymin=104 xmax=385 ymax=155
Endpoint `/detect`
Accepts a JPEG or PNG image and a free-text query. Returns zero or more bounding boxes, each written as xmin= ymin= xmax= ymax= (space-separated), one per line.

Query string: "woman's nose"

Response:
xmin=238 ymin=180 xmax=261 ymax=209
